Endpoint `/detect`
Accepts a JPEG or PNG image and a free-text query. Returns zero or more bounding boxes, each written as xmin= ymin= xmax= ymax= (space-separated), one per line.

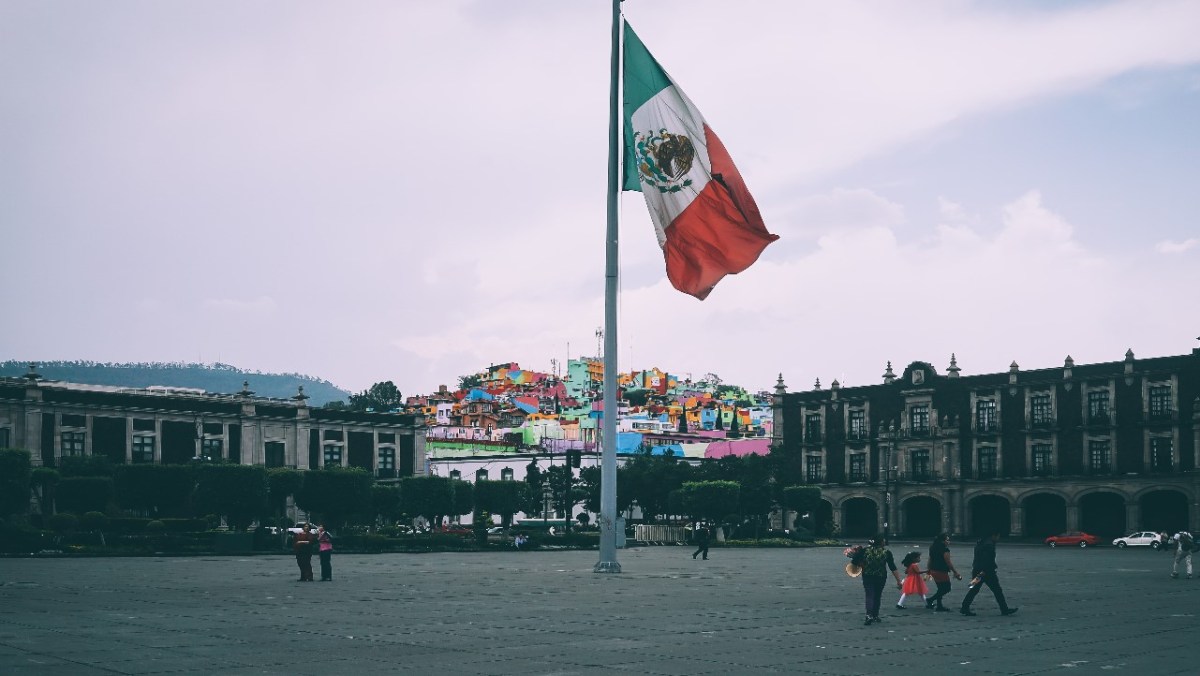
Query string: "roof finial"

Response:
xmin=947 ymin=353 xmax=961 ymax=378
xmin=882 ymin=361 xmax=896 ymax=385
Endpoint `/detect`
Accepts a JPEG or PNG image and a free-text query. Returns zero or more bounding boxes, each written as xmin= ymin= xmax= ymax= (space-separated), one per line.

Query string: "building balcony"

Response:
xmin=975 ymin=469 xmax=998 ymax=480
xmin=1086 ymin=414 xmax=1112 ymax=427
xmin=846 ymin=430 xmax=869 ymax=442
xmin=847 ymin=472 xmax=869 ymax=483
xmin=906 ymin=426 xmax=931 ymax=438
xmin=976 ymin=422 xmax=998 ymax=434
xmin=1030 ymin=418 xmax=1055 ymax=430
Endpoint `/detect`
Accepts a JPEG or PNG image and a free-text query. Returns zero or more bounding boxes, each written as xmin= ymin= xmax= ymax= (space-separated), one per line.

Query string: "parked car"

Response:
xmin=1045 ymin=531 xmax=1100 ymax=548
xmin=486 ymin=526 xmax=507 ymax=535
xmin=1112 ymin=531 xmax=1165 ymax=549
xmin=439 ymin=524 xmax=471 ymax=535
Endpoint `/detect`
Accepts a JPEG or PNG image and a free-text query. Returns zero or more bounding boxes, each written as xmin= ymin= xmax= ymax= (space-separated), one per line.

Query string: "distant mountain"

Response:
xmin=0 ymin=360 xmax=351 ymax=406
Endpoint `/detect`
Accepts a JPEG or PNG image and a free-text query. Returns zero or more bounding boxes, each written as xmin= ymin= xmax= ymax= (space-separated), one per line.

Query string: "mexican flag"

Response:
xmin=623 ymin=23 xmax=779 ymax=300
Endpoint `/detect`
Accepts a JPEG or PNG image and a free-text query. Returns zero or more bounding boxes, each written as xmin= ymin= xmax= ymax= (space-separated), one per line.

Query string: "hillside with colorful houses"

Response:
xmin=398 ymin=359 xmax=776 ymax=484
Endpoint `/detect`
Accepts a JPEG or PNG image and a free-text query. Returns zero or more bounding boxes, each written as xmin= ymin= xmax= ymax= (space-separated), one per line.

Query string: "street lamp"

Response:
xmin=881 ymin=441 xmax=894 ymax=539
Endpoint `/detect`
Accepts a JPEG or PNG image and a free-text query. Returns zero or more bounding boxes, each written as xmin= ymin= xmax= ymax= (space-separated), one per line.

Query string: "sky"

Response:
xmin=2 ymin=0 xmax=1198 ymax=398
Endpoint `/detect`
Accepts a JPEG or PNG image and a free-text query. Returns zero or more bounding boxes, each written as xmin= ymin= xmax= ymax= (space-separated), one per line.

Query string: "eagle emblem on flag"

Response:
xmin=632 ymin=129 xmax=695 ymax=193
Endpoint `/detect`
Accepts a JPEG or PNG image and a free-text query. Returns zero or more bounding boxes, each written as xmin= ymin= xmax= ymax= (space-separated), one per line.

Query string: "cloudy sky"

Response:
xmin=2 ymin=0 xmax=1198 ymax=398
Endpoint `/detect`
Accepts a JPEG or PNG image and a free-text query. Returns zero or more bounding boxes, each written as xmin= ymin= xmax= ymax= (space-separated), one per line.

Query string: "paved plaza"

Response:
xmin=1 ymin=543 xmax=1196 ymax=675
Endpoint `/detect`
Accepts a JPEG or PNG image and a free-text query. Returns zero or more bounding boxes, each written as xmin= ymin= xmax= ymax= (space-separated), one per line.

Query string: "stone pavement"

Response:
xmin=1 ymin=542 xmax=1196 ymax=675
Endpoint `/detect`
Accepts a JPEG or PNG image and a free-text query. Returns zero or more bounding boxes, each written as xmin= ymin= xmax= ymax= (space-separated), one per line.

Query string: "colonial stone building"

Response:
xmin=0 ymin=367 xmax=425 ymax=479
xmin=772 ymin=347 xmax=1200 ymax=539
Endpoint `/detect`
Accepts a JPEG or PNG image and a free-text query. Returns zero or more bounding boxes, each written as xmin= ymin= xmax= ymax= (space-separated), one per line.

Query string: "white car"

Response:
xmin=287 ymin=523 xmax=318 ymax=535
xmin=1112 ymin=531 xmax=1165 ymax=549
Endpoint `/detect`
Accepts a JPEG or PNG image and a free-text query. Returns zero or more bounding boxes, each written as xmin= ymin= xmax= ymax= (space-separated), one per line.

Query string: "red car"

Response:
xmin=1044 ymin=531 xmax=1100 ymax=548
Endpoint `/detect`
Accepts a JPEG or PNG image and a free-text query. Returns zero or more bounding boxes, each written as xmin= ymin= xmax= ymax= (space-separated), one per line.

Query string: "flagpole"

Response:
xmin=594 ymin=0 xmax=622 ymax=574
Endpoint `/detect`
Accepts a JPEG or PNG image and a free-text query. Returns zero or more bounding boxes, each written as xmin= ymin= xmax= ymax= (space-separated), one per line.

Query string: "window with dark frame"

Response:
xmin=449 ymin=469 xmax=461 ymax=480
xmin=1088 ymin=440 xmax=1111 ymax=473
xmin=910 ymin=449 xmax=931 ymax=480
xmin=849 ymin=453 xmax=867 ymax=482
xmin=909 ymin=405 xmax=930 ymax=435
xmin=201 ymin=437 xmax=223 ymax=459
xmin=378 ymin=447 xmax=395 ymax=470
xmin=976 ymin=400 xmax=997 ymax=432
xmin=1030 ymin=394 xmax=1052 ymax=425
xmin=805 ymin=414 xmax=822 ymax=442
xmin=501 ymin=468 xmax=514 ymax=481
xmin=848 ymin=410 xmax=866 ymax=439
xmin=132 ymin=435 xmax=154 ymax=463
xmin=1149 ymin=385 xmax=1172 ymax=418
xmin=61 ymin=431 xmax=85 ymax=456
xmin=805 ymin=455 xmax=823 ymax=483
xmin=1032 ymin=443 xmax=1052 ymax=475
xmin=264 ymin=441 xmax=285 ymax=468
xmin=1151 ymin=437 xmax=1173 ymax=471
xmin=323 ymin=443 xmax=342 ymax=466
xmin=1087 ymin=390 xmax=1109 ymax=420
xmin=978 ymin=446 xmax=997 ymax=479
xmin=475 ymin=468 xmax=488 ymax=482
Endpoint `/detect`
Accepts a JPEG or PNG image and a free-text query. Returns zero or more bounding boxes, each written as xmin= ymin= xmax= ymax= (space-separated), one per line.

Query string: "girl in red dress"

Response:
xmin=895 ymin=552 xmax=929 ymax=609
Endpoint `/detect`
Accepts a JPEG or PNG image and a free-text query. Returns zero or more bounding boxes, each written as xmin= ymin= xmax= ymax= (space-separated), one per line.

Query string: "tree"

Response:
xmin=547 ymin=465 xmax=581 ymax=532
xmin=449 ymin=479 xmax=474 ymax=522
xmin=267 ymin=468 xmax=303 ymax=517
xmin=56 ymin=476 xmax=114 ymax=514
xmin=398 ymin=476 xmax=454 ymax=527
xmin=115 ymin=465 xmax=195 ymax=518
xmin=676 ymin=406 xmax=687 ymax=433
xmin=715 ymin=407 xmax=725 ymax=430
xmin=0 ymin=449 xmax=32 ymax=519
xmin=31 ymin=467 xmax=59 ymax=515
xmin=296 ymin=468 xmax=372 ymax=529
xmin=728 ymin=410 xmax=741 ymax=438
xmin=680 ymin=480 xmax=740 ymax=524
xmin=193 ymin=465 xmax=269 ymax=530
xmin=620 ymin=451 xmax=693 ymax=523
xmin=474 ymin=480 xmax=523 ymax=527
xmin=624 ymin=388 xmax=651 ymax=407
xmin=782 ymin=485 xmax=823 ymax=529
xmin=371 ymin=484 xmax=402 ymax=526
xmin=322 ymin=400 xmax=349 ymax=410
xmin=521 ymin=461 xmax=546 ymax=516
xmin=348 ymin=381 xmax=403 ymax=412
xmin=457 ymin=373 xmax=483 ymax=390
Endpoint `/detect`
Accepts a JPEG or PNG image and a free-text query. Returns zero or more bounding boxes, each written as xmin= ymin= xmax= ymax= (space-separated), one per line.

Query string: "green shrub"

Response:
xmin=107 ymin=517 xmax=150 ymax=533
xmin=0 ymin=449 xmax=32 ymax=518
xmin=145 ymin=520 xmax=166 ymax=533
xmin=56 ymin=476 xmax=114 ymax=514
xmin=80 ymin=511 xmax=108 ymax=531
xmin=48 ymin=513 xmax=79 ymax=534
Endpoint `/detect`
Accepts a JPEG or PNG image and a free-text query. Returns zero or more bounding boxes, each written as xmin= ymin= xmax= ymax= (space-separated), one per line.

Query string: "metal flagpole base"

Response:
xmin=593 ymin=560 xmax=622 ymax=574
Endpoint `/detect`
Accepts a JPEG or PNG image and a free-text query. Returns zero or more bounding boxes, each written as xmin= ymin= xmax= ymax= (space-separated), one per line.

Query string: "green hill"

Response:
xmin=0 ymin=360 xmax=350 ymax=406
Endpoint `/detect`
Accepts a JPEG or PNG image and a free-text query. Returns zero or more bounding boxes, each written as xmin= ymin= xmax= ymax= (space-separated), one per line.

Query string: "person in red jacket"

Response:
xmin=292 ymin=524 xmax=316 ymax=581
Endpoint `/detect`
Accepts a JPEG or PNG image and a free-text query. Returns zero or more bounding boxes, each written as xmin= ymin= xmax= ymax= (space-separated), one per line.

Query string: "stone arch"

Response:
xmin=842 ymin=497 xmax=879 ymax=538
xmin=968 ymin=493 xmax=1011 ymax=537
xmin=1021 ymin=493 xmax=1067 ymax=539
xmin=1078 ymin=491 xmax=1126 ymax=538
xmin=1138 ymin=489 xmax=1189 ymax=533
xmin=902 ymin=495 xmax=942 ymax=538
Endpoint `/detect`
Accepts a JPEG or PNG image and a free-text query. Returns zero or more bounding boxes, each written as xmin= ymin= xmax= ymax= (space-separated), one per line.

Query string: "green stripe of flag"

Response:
xmin=622 ymin=23 xmax=673 ymax=192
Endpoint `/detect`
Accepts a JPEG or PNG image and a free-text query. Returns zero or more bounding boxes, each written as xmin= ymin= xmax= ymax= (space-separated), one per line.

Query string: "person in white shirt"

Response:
xmin=1170 ymin=531 xmax=1193 ymax=579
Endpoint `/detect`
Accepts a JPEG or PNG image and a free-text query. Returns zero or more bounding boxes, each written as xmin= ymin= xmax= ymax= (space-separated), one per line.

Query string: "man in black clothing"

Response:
xmin=960 ymin=529 xmax=1018 ymax=617
xmin=692 ymin=522 xmax=710 ymax=560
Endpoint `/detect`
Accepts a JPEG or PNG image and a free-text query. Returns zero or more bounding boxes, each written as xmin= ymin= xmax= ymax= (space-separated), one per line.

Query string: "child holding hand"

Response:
xmin=895 ymin=551 xmax=929 ymax=609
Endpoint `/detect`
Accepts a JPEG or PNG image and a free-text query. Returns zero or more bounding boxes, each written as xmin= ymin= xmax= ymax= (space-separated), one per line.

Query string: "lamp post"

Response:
xmin=881 ymin=441 xmax=895 ymax=539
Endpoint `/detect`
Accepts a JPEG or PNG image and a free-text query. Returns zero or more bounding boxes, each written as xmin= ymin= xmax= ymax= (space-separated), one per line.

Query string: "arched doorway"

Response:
xmin=1079 ymin=492 xmax=1125 ymax=538
xmin=968 ymin=494 xmax=1011 ymax=537
xmin=814 ymin=499 xmax=835 ymax=537
xmin=842 ymin=497 xmax=878 ymax=538
xmin=903 ymin=496 xmax=942 ymax=537
xmin=1022 ymin=493 xmax=1067 ymax=539
xmin=1139 ymin=490 xmax=1189 ymax=533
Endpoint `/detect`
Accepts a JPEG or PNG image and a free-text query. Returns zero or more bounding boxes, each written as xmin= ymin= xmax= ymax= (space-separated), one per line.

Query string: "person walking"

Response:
xmin=925 ymin=532 xmax=963 ymax=612
xmin=1170 ymin=530 xmax=1193 ymax=579
xmin=960 ymin=528 xmax=1018 ymax=616
xmin=895 ymin=552 xmax=928 ymax=610
xmin=292 ymin=523 xmax=316 ymax=582
xmin=692 ymin=522 xmax=710 ymax=560
xmin=316 ymin=524 xmax=334 ymax=581
xmin=856 ymin=534 xmax=902 ymax=625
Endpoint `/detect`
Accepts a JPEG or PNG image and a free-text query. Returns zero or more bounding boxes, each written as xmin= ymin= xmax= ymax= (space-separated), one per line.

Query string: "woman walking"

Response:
xmin=925 ymin=532 xmax=962 ymax=611
xmin=895 ymin=552 xmax=928 ymax=609
xmin=316 ymin=524 xmax=334 ymax=581
xmin=292 ymin=524 xmax=315 ymax=582
xmin=856 ymin=534 xmax=902 ymax=625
